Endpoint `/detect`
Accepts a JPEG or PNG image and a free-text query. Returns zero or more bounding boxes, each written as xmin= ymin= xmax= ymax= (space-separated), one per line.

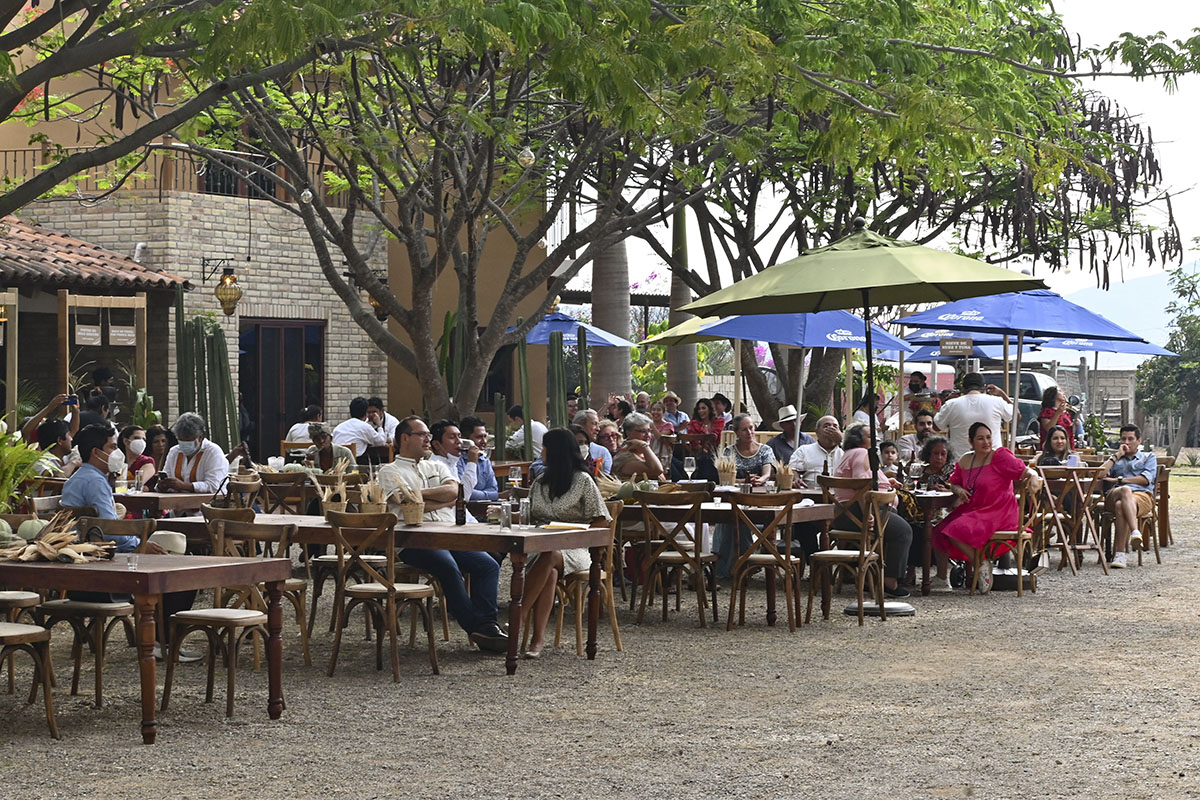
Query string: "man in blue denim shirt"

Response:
xmin=62 ymin=424 xmax=140 ymax=553
xmin=458 ymin=416 xmax=500 ymax=500
xmin=1102 ymin=424 xmax=1158 ymax=569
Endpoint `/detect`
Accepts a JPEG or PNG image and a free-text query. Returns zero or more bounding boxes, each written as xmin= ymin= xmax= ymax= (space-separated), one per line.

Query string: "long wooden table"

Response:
xmin=158 ymin=514 xmax=611 ymax=675
xmin=0 ymin=554 xmax=291 ymax=744
xmin=619 ymin=500 xmax=834 ymax=526
xmin=117 ymin=491 xmax=212 ymax=514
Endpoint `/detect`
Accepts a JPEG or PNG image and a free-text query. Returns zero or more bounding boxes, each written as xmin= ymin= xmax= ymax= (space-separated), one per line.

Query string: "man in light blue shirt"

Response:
xmin=1102 ymin=423 xmax=1158 ymax=569
xmin=459 ymin=416 xmax=500 ymax=500
xmin=62 ymin=423 xmax=140 ymax=553
xmin=661 ymin=390 xmax=689 ymax=431
xmin=573 ymin=409 xmax=612 ymax=474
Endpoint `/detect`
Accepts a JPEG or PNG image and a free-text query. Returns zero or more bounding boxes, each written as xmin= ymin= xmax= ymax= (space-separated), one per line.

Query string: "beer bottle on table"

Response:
xmin=455 ymin=482 xmax=466 ymax=526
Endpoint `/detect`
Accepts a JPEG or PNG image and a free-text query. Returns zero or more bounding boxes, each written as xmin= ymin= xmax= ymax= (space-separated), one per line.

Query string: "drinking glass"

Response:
xmin=907 ymin=460 xmax=924 ymax=488
xmin=765 ymin=480 xmax=777 ymax=494
xmin=508 ymin=466 xmax=522 ymax=488
xmin=683 ymin=456 xmax=697 ymax=480
xmin=519 ymin=497 xmax=532 ymax=529
xmin=499 ymin=503 xmax=513 ymax=532
xmin=125 ymin=553 xmax=138 ymax=571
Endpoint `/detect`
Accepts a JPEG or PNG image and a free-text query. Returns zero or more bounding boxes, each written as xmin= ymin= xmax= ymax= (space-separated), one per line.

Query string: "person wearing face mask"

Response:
xmin=158 ymin=412 xmax=229 ymax=494
xmin=62 ymin=425 xmax=138 ymax=551
xmin=905 ymin=371 xmax=941 ymax=424
xmin=118 ymin=425 xmax=157 ymax=488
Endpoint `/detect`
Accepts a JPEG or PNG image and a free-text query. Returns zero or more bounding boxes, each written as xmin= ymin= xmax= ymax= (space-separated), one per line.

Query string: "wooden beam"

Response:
xmin=4 ymin=292 xmax=16 ymax=430
xmin=57 ymin=289 xmax=69 ymax=392
xmin=134 ymin=292 xmax=147 ymax=388
xmin=66 ymin=295 xmax=145 ymax=310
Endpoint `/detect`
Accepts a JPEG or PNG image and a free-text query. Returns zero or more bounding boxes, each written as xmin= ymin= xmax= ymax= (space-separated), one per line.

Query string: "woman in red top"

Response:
xmin=1037 ymin=387 xmax=1074 ymax=449
xmin=118 ymin=424 xmax=157 ymax=487
xmin=686 ymin=398 xmax=725 ymax=437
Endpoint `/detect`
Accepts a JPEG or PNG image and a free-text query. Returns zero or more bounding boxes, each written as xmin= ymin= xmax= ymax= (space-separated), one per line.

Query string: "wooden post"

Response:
xmin=57 ymin=289 xmax=69 ymax=392
xmin=1121 ymin=398 xmax=1130 ymax=426
xmin=134 ymin=292 xmax=148 ymax=387
xmin=3 ymin=291 xmax=17 ymax=430
xmin=842 ymin=349 xmax=854 ymax=422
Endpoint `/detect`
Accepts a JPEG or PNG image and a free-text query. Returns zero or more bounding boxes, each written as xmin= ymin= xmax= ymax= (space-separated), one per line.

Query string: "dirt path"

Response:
xmin=5 ymin=480 xmax=1200 ymax=799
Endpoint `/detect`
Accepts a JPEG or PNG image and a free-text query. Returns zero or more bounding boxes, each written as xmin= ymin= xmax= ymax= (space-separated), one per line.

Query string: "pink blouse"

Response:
xmin=832 ymin=447 xmax=895 ymax=505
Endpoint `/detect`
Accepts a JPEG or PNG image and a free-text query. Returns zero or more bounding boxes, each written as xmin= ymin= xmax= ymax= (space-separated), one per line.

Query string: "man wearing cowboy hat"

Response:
xmin=766 ymin=404 xmax=815 ymax=464
xmin=660 ymin=390 xmax=689 ymax=431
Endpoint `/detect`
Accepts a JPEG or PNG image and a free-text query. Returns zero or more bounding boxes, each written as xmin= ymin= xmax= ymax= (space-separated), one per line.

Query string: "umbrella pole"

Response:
xmin=843 ymin=350 xmax=854 ymax=422
xmin=897 ymin=347 xmax=906 ymax=428
xmin=862 ymin=289 xmax=879 ymax=474
xmin=733 ymin=339 xmax=742 ymax=414
xmin=1003 ymin=334 xmax=1010 ymax=406
xmin=1012 ymin=332 xmax=1024 ymax=447
xmin=795 ymin=348 xmax=808 ymax=450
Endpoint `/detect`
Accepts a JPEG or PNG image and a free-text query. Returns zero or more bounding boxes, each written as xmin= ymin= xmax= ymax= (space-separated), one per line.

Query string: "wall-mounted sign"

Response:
xmin=938 ymin=337 xmax=974 ymax=357
xmin=109 ymin=325 xmax=137 ymax=346
xmin=74 ymin=324 xmax=102 ymax=346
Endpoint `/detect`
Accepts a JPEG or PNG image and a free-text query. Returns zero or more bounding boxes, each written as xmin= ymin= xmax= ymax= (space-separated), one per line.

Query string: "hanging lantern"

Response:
xmin=214 ymin=267 xmax=243 ymax=315
xmin=517 ymin=145 xmax=535 ymax=168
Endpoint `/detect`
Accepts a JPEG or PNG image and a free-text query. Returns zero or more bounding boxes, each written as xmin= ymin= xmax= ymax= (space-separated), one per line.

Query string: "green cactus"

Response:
xmin=548 ymin=330 xmax=566 ymax=427
xmin=577 ymin=327 xmax=589 ymax=410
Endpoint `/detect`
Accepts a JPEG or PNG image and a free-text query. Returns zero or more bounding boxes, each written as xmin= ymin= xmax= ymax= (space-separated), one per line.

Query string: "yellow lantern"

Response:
xmin=214 ymin=267 xmax=243 ymax=315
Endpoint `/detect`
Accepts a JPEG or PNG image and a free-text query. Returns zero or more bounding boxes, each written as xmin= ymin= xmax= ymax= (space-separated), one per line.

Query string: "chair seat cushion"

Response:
xmin=654 ymin=551 xmax=716 ymax=563
xmin=0 ymin=590 xmax=41 ymax=607
xmin=313 ymin=554 xmax=387 ymax=563
xmin=39 ymin=599 xmax=134 ymax=616
xmin=344 ymin=582 xmax=435 ymax=599
xmin=172 ymin=608 xmax=268 ymax=626
xmin=743 ymin=553 xmax=803 ymax=565
xmin=810 ymin=549 xmax=876 ymax=561
xmin=0 ymin=621 xmax=49 ymax=642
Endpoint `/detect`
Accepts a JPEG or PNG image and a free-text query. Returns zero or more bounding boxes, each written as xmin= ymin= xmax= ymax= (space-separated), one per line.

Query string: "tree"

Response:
xmin=1136 ymin=266 xmax=1200 ymax=456
xmin=0 ymin=0 xmax=373 ymax=217
xmin=169 ymin=0 xmax=1200 ymax=419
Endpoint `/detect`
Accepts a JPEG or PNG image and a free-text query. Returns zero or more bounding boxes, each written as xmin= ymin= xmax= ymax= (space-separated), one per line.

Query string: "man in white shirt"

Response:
xmin=430 ymin=419 xmax=480 ymax=502
xmin=788 ymin=415 xmax=844 ymax=488
xmin=368 ymin=397 xmax=399 ymax=442
xmin=505 ymin=404 xmax=547 ymax=458
xmin=332 ymin=397 xmax=388 ymax=461
xmin=896 ymin=408 xmax=937 ymax=460
xmin=285 ymin=405 xmax=323 ymax=443
xmin=934 ymin=372 xmax=1013 ymax=458
xmin=573 ymin=409 xmax=613 ymax=473
xmin=377 ymin=416 xmax=507 ymax=653
xmin=159 ymin=412 xmax=229 ymax=495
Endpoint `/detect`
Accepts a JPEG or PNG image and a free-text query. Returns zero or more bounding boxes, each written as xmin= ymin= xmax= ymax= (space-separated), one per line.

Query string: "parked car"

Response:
xmin=980 ymin=370 xmax=1058 ymax=438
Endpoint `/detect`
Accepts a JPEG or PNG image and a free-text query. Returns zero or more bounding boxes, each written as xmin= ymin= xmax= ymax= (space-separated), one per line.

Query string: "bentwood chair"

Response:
xmin=971 ymin=476 xmax=1040 ymax=596
xmin=161 ymin=518 xmax=299 ymax=718
xmin=326 ymin=510 xmax=438 ymax=681
xmin=632 ymin=490 xmax=717 ymax=627
xmin=0 ymin=622 xmax=57 ymax=738
xmin=0 ymin=520 xmax=43 ymax=695
xmin=726 ymin=491 xmax=805 ymax=632
xmin=35 ymin=516 xmax=155 ymax=707
xmin=811 ymin=477 xmax=883 ymax=625
xmin=258 ymin=471 xmax=310 ymax=515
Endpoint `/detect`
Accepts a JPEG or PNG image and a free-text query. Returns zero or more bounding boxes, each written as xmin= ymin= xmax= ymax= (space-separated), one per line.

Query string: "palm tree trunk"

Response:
xmin=591 ymin=238 xmax=631 ymax=407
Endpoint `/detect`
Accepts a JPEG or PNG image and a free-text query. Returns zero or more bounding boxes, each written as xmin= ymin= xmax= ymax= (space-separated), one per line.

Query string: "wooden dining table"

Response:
xmin=158 ymin=514 xmax=611 ymax=675
xmin=117 ymin=491 xmax=213 ymax=514
xmin=0 ymin=554 xmax=291 ymax=744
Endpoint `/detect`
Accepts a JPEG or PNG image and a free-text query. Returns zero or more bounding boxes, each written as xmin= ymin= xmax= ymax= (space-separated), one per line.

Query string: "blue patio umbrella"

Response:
xmin=1037 ymin=337 xmax=1177 ymax=357
xmin=508 ymin=311 xmax=634 ymax=347
xmin=901 ymin=344 xmax=1038 ymax=361
xmin=899 ymin=289 xmax=1146 ymax=440
xmin=691 ymin=310 xmax=913 ymax=352
xmin=902 ymin=328 xmax=1046 ymax=347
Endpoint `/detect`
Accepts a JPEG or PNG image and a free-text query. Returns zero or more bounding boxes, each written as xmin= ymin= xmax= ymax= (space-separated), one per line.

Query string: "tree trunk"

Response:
xmin=666 ymin=211 xmax=698 ymax=410
xmin=803 ymin=349 xmax=843 ymax=423
xmin=591 ymin=238 xmax=631 ymax=407
xmin=1168 ymin=397 xmax=1198 ymax=458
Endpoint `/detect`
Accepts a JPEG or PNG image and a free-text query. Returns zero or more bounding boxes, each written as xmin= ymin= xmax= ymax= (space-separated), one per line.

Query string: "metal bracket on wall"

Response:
xmin=201 ymin=257 xmax=232 ymax=284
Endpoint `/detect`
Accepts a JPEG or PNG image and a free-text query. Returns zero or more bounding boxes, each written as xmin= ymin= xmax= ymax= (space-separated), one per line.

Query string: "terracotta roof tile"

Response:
xmin=0 ymin=215 xmax=190 ymax=292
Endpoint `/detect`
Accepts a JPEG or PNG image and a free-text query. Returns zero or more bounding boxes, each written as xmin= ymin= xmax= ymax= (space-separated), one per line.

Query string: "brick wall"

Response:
xmin=20 ymin=190 xmax=388 ymax=432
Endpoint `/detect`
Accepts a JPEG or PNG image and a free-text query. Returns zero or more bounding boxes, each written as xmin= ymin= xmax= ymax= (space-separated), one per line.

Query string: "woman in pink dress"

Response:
xmin=933 ymin=421 xmax=1041 ymax=588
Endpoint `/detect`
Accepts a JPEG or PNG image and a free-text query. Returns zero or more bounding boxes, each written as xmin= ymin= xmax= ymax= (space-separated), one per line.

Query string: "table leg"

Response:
xmin=506 ymin=553 xmax=526 ymax=676
xmin=586 ymin=546 xmax=602 ymax=660
xmin=765 ymin=568 xmax=777 ymax=626
xmin=922 ymin=514 xmax=933 ymax=596
xmin=1158 ymin=481 xmax=1171 ymax=546
xmin=133 ymin=594 xmax=158 ymax=745
xmin=265 ymin=580 xmax=284 ymax=720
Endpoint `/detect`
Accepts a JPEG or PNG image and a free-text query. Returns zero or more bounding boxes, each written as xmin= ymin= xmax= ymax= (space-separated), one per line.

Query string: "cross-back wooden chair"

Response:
xmin=0 ymin=622 xmax=57 ymax=738
xmin=160 ymin=518 xmax=297 ymax=718
xmin=326 ymin=510 xmax=438 ymax=681
xmin=811 ymin=476 xmax=884 ymax=625
xmin=1039 ymin=466 xmax=1107 ymax=576
xmin=28 ymin=495 xmax=62 ymax=516
xmin=0 ymin=513 xmax=43 ymax=696
xmin=258 ymin=471 xmax=310 ymax=515
xmin=223 ymin=477 xmax=262 ymax=509
xmin=35 ymin=516 xmax=156 ymax=707
xmin=726 ymin=490 xmax=805 ymax=632
xmin=971 ymin=475 xmax=1041 ymax=596
xmin=631 ymin=489 xmax=716 ymax=626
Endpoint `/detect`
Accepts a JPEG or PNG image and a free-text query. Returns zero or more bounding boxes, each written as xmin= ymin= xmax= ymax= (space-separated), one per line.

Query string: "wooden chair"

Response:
xmin=35 ymin=516 xmax=155 ymax=707
xmin=280 ymin=440 xmax=312 ymax=457
xmin=1039 ymin=467 xmax=1107 ymax=575
xmin=258 ymin=471 xmax=310 ymax=515
xmin=224 ymin=477 xmax=262 ymax=509
xmin=970 ymin=476 xmax=1040 ymax=596
xmin=726 ymin=491 xmax=805 ymax=632
xmin=632 ymin=490 xmax=717 ymax=627
xmin=1130 ymin=466 xmax=1165 ymax=567
xmin=0 ymin=517 xmax=43 ymax=695
xmin=29 ymin=495 xmax=62 ymax=516
xmin=0 ymin=622 xmax=57 ymax=738
xmin=160 ymin=518 xmax=299 ymax=718
xmin=811 ymin=477 xmax=884 ymax=625
xmin=326 ymin=510 xmax=438 ymax=681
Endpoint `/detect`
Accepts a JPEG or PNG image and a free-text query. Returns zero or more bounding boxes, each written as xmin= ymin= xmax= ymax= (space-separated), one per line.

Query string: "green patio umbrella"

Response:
xmin=680 ymin=219 xmax=1047 ymax=471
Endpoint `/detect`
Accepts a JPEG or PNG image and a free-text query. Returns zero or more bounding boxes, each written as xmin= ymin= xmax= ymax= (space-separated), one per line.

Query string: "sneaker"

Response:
xmin=928 ymin=576 xmax=952 ymax=593
xmin=152 ymin=643 xmax=203 ymax=663
xmin=975 ymin=560 xmax=994 ymax=593
xmin=469 ymin=624 xmax=510 ymax=654
xmin=1110 ymin=552 xmax=1127 ymax=569
xmin=1130 ymin=529 xmax=1143 ymax=548
xmin=884 ymin=585 xmax=911 ymax=598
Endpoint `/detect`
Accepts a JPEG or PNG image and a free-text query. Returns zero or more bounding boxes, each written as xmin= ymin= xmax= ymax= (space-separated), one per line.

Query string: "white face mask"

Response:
xmin=107 ymin=448 xmax=126 ymax=474
xmin=128 ymin=438 xmax=147 ymax=456
xmin=579 ymin=444 xmax=590 ymax=459
xmin=178 ymin=439 xmax=199 ymax=457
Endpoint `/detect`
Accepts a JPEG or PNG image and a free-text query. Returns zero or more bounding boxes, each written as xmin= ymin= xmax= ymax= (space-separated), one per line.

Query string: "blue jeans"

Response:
xmin=713 ymin=522 xmax=755 ymax=580
xmin=399 ymin=548 xmax=499 ymax=634
xmin=110 ymin=535 xmax=141 ymax=554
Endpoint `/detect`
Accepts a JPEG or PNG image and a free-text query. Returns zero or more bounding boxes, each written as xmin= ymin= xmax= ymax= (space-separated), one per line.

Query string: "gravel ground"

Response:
xmin=5 ymin=479 xmax=1200 ymax=799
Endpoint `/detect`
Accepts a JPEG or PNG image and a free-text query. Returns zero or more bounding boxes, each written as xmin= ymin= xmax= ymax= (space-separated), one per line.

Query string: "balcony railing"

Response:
xmin=0 ymin=147 xmax=350 ymax=208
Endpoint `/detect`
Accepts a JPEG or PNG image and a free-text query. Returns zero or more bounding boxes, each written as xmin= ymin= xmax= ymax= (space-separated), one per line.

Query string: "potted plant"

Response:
xmin=0 ymin=434 xmax=55 ymax=513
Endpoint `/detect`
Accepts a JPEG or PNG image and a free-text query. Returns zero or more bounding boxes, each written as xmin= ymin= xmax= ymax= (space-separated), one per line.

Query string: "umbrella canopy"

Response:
xmin=508 ymin=311 xmax=634 ymax=347
xmin=677 ymin=221 xmax=1045 ymax=473
xmin=893 ymin=344 xmax=1040 ymax=362
xmin=641 ymin=310 xmax=912 ymax=352
xmin=679 ymin=227 xmax=1044 ymax=318
xmin=898 ymin=289 xmax=1145 ymax=342
xmin=901 ymin=328 xmax=1045 ymax=347
xmin=1037 ymin=337 xmax=1177 ymax=357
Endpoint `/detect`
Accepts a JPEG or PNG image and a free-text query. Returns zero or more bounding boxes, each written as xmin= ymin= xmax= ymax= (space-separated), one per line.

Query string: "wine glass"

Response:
xmin=508 ymin=465 xmax=522 ymax=488
xmin=907 ymin=460 xmax=924 ymax=489
xmin=683 ymin=456 xmax=697 ymax=481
